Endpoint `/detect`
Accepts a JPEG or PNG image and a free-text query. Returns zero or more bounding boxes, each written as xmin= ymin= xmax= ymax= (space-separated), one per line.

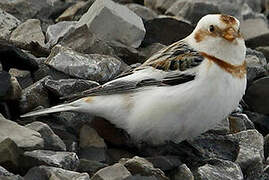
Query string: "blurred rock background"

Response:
xmin=0 ymin=0 xmax=268 ymax=179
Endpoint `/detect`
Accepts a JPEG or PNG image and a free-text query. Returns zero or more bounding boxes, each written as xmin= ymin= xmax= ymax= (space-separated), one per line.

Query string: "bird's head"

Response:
xmin=187 ymin=14 xmax=246 ymax=65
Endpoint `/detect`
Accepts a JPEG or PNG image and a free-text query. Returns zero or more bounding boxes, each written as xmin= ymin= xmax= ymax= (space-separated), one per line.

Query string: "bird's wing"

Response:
xmin=62 ymin=40 xmax=204 ymax=101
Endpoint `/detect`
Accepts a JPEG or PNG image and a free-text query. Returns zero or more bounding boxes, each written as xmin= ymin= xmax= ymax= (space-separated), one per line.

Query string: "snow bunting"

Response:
xmin=21 ymin=14 xmax=246 ymax=145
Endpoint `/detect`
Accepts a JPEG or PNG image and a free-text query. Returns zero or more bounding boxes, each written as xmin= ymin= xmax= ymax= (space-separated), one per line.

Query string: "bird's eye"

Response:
xmin=209 ymin=25 xmax=215 ymax=32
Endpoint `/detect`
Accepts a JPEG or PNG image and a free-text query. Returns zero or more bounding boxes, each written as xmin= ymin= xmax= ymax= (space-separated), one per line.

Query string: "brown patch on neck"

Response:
xmin=200 ymin=52 xmax=246 ymax=79
xmin=220 ymin=14 xmax=237 ymax=25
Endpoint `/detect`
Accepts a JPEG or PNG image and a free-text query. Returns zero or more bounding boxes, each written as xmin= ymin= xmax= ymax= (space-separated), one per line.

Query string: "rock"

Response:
xmin=171 ymin=163 xmax=194 ymax=180
xmin=0 ymin=104 xmax=11 ymax=120
xmin=79 ymin=147 xmax=107 ymax=163
xmin=77 ymin=0 xmax=145 ymax=48
xmin=256 ymin=46 xmax=269 ymax=63
xmin=245 ymin=0 xmax=262 ymax=13
xmin=25 ymin=121 xmax=66 ymax=151
xmin=264 ymin=134 xmax=269 ymax=159
xmin=246 ymin=33 xmax=269 ymax=48
xmin=120 ymin=156 xmax=168 ymax=180
xmin=46 ymin=21 xmax=77 ymax=48
xmin=78 ymin=159 xmax=108 ymax=176
xmin=142 ymin=17 xmax=193 ymax=46
xmin=126 ymin=3 xmax=157 ymax=21
xmin=0 ymin=71 xmax=11 ymax=100
xmin=24 ymin=165 xmax=90 ymax=180
xmin=139 ymin=43 xmax=166 ymax=60
xmin=244 ymin=111 xmax=269 ymax=136
xmin=9 ymin=68 xmax=33 ymax=89
xmin=19 ymin=76 xmax=51 ymax=114
xmin=23 ymin=150 xmax=79 ymax=171
xmin=92 ymin=163 xmax=131 ymax=180
xmin=45 ymin=45 xmax=126 ymax=83
xmin=0 ymin=165 xmax=15 ymax=176
xmin=244 ymin=77 xmax=269 ymax=114
xmin=0 ymin=138 xmax=22 ymax=173
xmin=246 ymin=48 xmax=267 ymax=84
xmin=107 ymin=148 xmax=134 ymax=164
xmin=230 ymin=130 xmax=264 ymax=179
xmin=0 ymin=43 xmax=39 ymax=72
xmin=0 ymin=9 xmax=20 ymax=40
xmin=210 ymin=117 xmax=230 ymax=135
xmin=229 ymin=113 xmax=255 ymax=133
xmin=145 ymin=0 xmax=175 ymax=14
xmin=10 ymin=19 xmax=45 ymax=50
xmin=194 ymin=159 xmax=244 ymax=180
xmin=43 ymin=78 xmax=99 ymax=98
xmin=146 ymin=156 xmax=182 ymax=172
xmin=0 ymin=116 xmax=43 ymax=151
xmin=80 ymin=124 xmax=106 ymax=149
xmin=4 ymin=76 xmax=22 ymax=101
xmin=240 ymin=18 xmax=269 ymax=40
xmin=0 ymin=175 xmax=24 ymax=180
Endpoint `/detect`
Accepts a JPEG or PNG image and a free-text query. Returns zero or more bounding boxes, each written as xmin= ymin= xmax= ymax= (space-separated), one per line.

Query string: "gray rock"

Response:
xmin=246 ymin=32 xmax=269 ymax=48
xmin=0 ymin=175 xmax=24 ymax=180
xmin=79 ymin=147 xmax=107 ymax=163
xmin=0 ymin=116 xmax=43 ymax=151
xmin=24 ymin=165 xmax=90 ymax=180
xmin=4 ymin=76 xmax=22 ymax=101
xmin=25 ymin=121 xmax=66 ymax=151
xmin=171 ymin=164 xmax=194 ymax=180
xmin=142 ymin=17 xmax=193 ymax=46
xmin=0 ymin=71 xmax=11 ymax=100
xmin=126 ymin=3 xmax=157 ymax=21
xmin=92 ymin=163 xmax=131 ymax=180
xmin=245 ymin=0 xmax=262 ymax=13
xmin=0 ymin=166 xmax=15 ymax=176
xmin=45 ymin=45 xmax=126 ymax=83
xmin=194 ymin=159 xmax=243 ymax=180
xmin=244 ymin=111 xmax=269 ymax=135
xmin=0 ymin=138 xmax=22 ymax=173
xmin=107 ymin=148 xmax=134 ymax=164
xmin=246 ymin=48 xmax=267 ymax=84
xmin=146 ymin=156 xmax=181 ymax=172
xmin=78 ymin=159 xmax=108 ymax=176
xmin=43 ymin=78 xmax=99 ymax=98
xmin=145 ymin=0 xmax=174 ymax=14
xmin=244 ymin=77 xmax=269 ymax=114
xmin=0 ymin=9 xmax=20 ymax=40
xmin=264 ymin=134 xmax=269 ymax=159
xmin=78 ymin=0 xmax=145 ymax=48
xmin=240 ymin=18 xmax=269 ymax=40
xmin=23 ymin=150 xmax=79 ymax=171
xmin=9 ymin=68 xmax=33 ymax=89
xmin=230 ymin=130 xmax=264 ymax=179
xmin=210 ymin=117 xmax=230 ymax=135
xmin=19 ymin=76 xmax=51 ymax=114
xmin=229 ymin=113 xmax=255 ymax=133
xmin=256 ymin=46 xmax=269 ymax=63
xmin=120 ymin=156 xmax=168 ymax=180
xmin=46 ymin=21 xmax=77 ymax=48
xmin=10 ymin=19 xmax=45 ymax=49
xmin=80 ymin=124 xmax=106 ymax=149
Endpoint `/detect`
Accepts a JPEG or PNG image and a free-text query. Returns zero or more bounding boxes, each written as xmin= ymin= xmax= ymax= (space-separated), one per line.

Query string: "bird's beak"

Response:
xmin=222 ymin=27 xmax=241 ymax=41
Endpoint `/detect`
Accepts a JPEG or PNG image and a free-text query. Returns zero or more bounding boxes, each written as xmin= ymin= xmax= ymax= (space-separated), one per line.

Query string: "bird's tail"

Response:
xmin=20 ymin=102 xmax=80 ymax=118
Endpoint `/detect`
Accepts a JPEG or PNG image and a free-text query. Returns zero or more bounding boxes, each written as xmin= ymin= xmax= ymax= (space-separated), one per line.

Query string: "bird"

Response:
xmin=21 ymin=14 xmax=247 ymax=145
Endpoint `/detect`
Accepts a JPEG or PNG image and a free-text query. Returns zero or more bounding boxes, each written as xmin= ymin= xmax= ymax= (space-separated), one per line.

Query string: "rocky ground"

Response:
xmin=0 ymin=0 xmax=269 ymax=179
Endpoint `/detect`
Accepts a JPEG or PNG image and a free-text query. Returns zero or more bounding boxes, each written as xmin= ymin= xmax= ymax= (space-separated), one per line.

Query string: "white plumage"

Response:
xmin=21 ymin=14 xmax=247 ymax=145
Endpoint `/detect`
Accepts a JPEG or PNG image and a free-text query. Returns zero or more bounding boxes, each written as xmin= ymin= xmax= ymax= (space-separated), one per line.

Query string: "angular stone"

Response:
xmin=78 ymin=159 xmax=108 ymax=176
xmin=23 ymin=150 xmax=79 ymax=171
xmin=107 ymin=148 xmax=134 ymax=164
xmin=230 ymin=130 xmax=264 ymax=179
xmin=0 ymin=72 xmax=11 ymax=100
xmin=0 ymin=138 xmax=22 ymax=173
xmin=43 ymin=78 xmax=99 ymax=98
xmin=194 ymin=159 xmax=244 ymax=180
xmin=10 ymin=19 xmax=45 ymax=49
xmin=45 ymin=45 xmax=126 ymax=83
xmin=25 ymin=121 xmax=66 ymax=151
xmin=4 ymin=76 xmax=22 ymax=101
xmin=240 ymin=18 xmax=269 ymax=40
xmin=244 ymin=77 xmax=269 ymax=114
xmin=24 ymin=165 xmax=90 ymax=180
xmin=80 ymin=124 xmax=106 ymax=149
xmin=142 ymin=17 xmax=193 ymax=46
xmin=264 ymin=134 xmax=269 ymax=159
xmin=246 ymin=48 xmax=267 ymax=84
xmin=92 ymin=163 xmax=131 ymax=180
xmin=0 ymin=165 xmax=15 ymax=176
xmin=9 ymin=68 xmax=33 ymax=89
xmin=172 ymin=164 xmax=194 ymax=180
xmin=244 ymin=111 xmax=269 ymax=136
xmin=79 ymin=147 xmax=107 ymax=163
xmin=255 ymin=46 xmax=269 ymax=63
xmin=78 ymin=0 xmax=145 ymax=48
xmin=0 ymin=175 xmax=24 ymax=180
xmin=126 ymin=3 xmax=157 ymax=21
xmin=229 ymin=113 xmax=255 ymax=133
xmin=19 ymin=76 xmax=51 ymax=114
xmin=246 ymin=33 xmax=269 ymax=48
xmin=120 ymin=156 xmax=168 ymax=180
xmin=0 ymin=9 xmax=20 ymax=40
xmin=0 ymin=116 xmax=43 ymax=151
xmin=46 ymin=21 xmax=77 ymax=48
xmin=146 ymin=156 xmax=182 ymax=172
xmin=245 ymin=0 xmax=262 ymax=12
xmin=210 ymin=117 xmax=230 ymax=135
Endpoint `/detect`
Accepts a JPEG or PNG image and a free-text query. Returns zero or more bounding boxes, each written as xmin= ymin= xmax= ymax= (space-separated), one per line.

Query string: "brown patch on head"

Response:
xmin=220 ymin=14 xmax=237 ymax=25
xmin=84 ymin=97 xmax=94 ymax=103
xmin=194 ymin=28 xmax=218 ymax=43
xmin=200 ymin=52 xmax=246 ymax=79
